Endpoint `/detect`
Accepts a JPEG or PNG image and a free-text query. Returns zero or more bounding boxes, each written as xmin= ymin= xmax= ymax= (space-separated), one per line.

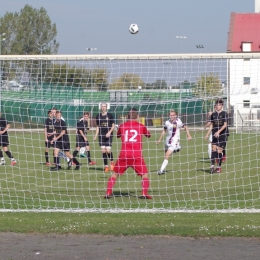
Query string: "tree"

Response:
xmin=44 ymin=64 xmax=109 ymax=90
xmin=92 ymin=67 xmax=109 ymax=91
xmin=149 ymin=79 xmax=168 ymax=89
xmin=193 ymin=73 xmax=222 ymax=97
xmin=193 ymin=72 xmax=222 ymax=112
xmin=0 ymin=5 xmax=59 ymax=55
xmin=110 ymin=73 xmax=145 ymax=90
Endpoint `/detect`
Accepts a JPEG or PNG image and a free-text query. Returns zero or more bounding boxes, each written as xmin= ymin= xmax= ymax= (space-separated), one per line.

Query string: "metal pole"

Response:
xmin=37 ymin=43 xmax=45 ymax=116
xmin=176 ymin=36 xmax=187 ymax=115
xmin=0 ymin=33 xmax=6 ymax=111
xmin=86 ymin=48 xmax=97 ymax=89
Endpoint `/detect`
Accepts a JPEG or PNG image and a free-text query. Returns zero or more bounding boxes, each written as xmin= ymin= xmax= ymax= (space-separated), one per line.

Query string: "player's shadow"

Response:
xmin=196 ymin=168 xmax=213 ymax=174
xmin=95 ymin=167 xmax=106 ymax=171
xmin=112 ymin=191 xmax=132 ymax=197
xmin=198 ymin=158 xmax=211 ymax=162
xmin=152 ymin=170 xmax=170 ymax=175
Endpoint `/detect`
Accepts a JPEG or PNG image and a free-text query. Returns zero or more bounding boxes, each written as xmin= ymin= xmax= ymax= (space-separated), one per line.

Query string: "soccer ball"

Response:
xmin=129 ymin=24 xmax=139 ymax=34
xmin=115 ymin=124 xmax=119 ymax=131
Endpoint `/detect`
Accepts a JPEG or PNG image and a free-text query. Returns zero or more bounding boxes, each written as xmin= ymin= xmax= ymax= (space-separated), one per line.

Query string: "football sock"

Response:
xmin=87 ymin=151 xmax=91 ymax=163
xmin=106 ymin=177 xmax=116 ymax=195
xmin=54 ymin=156 xmax=57 ymax=166
xmin=208 ymin=143 xmax=212 ymax=158
xmin=72 ymin=157 xmax=80 ymax=165
xmin=223 ymin=149 xmax=226 ymax=157
xmin=56 ymin=156 xmax=60 ymax=166
xmin=142 ymin=177 xmax=150 ymax=195
xmin=102 ymin=153 xmax=108 ymax=166
xmin=0 ymin=150 xmax=3 ymax=158
xmin=160 ymin=159 xmax=168 ymax=172
xmin=211 ymin=151 xmax=218 ymax=166
xmin=217 ymin=152 xmax=223 ymax=166
xmin=73 ymin=150 xmax=78 ymax=158
xmin=109 ymin=152 xmax=114 ymax=162
xmin=45 ymin=152 xmax=49 ymax=163
xmin=5 ymin=151 xmax=13 ymax=159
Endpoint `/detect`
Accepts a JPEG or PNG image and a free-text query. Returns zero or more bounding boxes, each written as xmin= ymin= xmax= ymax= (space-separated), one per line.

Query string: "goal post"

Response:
xmin=235 ymin=102 xmax=260 ymax=133
xmin=0 ymin=53 xmax=260 ymax=212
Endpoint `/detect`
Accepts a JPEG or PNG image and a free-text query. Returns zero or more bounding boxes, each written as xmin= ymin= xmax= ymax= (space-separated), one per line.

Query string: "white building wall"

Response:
xmin=230 ymin=58 xmax=260 ymax=127
xmin=230 ymin=59 xmax=260 ymax=106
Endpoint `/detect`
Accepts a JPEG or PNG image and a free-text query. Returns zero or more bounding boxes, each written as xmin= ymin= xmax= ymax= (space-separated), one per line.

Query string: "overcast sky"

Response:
xmin=0 ymin=0 xmax=254 ymax=55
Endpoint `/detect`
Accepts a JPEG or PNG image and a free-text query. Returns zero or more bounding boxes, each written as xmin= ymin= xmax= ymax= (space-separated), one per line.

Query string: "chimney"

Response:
xmin=256 ymin=0 xmax=260 ymax=12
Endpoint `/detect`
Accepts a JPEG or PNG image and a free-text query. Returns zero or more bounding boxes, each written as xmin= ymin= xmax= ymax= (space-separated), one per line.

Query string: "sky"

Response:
xmin=0 ymin=0 xmax=254 ymax=55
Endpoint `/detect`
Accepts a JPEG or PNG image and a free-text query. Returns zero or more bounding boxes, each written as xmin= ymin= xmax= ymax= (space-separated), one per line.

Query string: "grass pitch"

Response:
xmin=0 ymin=129 xmax=259 ymax=211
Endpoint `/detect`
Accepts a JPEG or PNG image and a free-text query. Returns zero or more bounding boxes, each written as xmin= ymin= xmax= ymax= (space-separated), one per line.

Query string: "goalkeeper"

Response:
xmin=104 ymin=108 xmax=152 ymax=199
xmin=156 ymin=110 xmax=192 ymax=175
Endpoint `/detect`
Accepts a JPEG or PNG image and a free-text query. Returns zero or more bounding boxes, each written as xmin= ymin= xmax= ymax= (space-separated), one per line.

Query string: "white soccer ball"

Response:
xmin=138 ymin=86 xmax=142 ymax=90
xmin=129 ymin=24 xmax=139 ymax=34
xmin=115 ymin=124 xmax=119 ymax=131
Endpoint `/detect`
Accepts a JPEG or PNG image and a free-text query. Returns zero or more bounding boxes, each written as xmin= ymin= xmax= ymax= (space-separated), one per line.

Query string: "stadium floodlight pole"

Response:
xmin=175 ymin=36 xmax=187 ymax=53
xmin=163 ymin=62 xmax=172 ymax=90
xmin=0 ymin=33 xmax=6 ymax=111
xmin=86 ymin=47 xmax=97 ymax=89
xmin=196 ymin=45 xmax=206 ymax=96
xmin=86 ymin=47 xmax=97 ymax=54
xmin=196 ymin=45 xmax=204 ymax=53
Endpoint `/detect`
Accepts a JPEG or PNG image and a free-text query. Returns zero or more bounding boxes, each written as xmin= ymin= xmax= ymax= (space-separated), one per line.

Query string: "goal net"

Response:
xmin=0 ymin=53 xmax=260 ymax=213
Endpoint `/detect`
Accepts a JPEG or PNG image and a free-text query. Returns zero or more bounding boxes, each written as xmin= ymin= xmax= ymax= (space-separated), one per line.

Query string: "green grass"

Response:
xmin=0 ymin=212 xmax=260 ymax=236
xmin=0 ymin=129 xmax=260 ymax=211
xmin=1 ymin=129 xmax=260 ymax=236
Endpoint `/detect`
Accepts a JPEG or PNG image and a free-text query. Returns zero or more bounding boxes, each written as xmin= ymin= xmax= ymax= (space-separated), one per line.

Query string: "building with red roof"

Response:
xmin=227 ymin=4 xmax=260 ymax=126
xmin=227 ymin=12 xmax=260 ymax=53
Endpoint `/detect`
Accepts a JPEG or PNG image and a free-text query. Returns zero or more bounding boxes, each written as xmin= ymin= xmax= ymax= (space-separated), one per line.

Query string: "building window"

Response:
xmin=243 ymin=77 xmax=250 ymax=85
xmin=243 ymin=100 xmax=250 ymax=108
xmin=242 ymin=42 xmax=252 ymax=52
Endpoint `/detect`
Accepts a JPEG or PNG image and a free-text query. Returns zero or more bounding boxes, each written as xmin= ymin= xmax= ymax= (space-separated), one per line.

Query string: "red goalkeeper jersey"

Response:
xmin=117 ymin=120 xmax=151 ymax=158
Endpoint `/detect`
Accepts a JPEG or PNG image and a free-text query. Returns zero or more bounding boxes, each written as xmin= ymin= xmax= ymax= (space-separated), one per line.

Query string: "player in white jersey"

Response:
xmin=156 ymin=110 xmax=192 ymax=175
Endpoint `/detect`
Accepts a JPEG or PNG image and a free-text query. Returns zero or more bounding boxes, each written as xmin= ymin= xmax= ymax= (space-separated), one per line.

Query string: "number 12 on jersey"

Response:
xmin=124 ymin=130 xmax=138 ymax=142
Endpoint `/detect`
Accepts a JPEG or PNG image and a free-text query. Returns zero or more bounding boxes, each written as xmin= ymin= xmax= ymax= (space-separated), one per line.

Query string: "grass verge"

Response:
xmin=0 ymin=212 xmax=260 ymax=237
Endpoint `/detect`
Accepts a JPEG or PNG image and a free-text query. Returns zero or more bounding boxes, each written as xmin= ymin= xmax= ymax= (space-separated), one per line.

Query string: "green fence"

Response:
xmin=0 ymin=84 xmax=207 ymax=127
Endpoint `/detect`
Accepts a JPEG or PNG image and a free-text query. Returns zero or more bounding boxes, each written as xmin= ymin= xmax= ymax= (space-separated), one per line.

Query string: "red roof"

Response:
xmin=227 ymin=12 xmax=260 ymax=52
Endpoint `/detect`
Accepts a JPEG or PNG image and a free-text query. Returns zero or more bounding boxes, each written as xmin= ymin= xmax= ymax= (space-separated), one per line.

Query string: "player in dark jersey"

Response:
xmin=104 ymin=108 xmax=152 ymax=199
xmin=205 ymin=99 xmax=229 ymax=174
xmin=50 ymin=111 xmax=80 ymax=171
xmin=44 ymin=110 xmax=55 ymax=166
xmin=94 ymin=103 xmax=115 ymax=172
xmin=0 ymin=112 xmax=17 ymax=166
xmin=72 ymin=112 xmax=96 ymax=165
xmin=51 ymin=107 xmax=70 ymax=163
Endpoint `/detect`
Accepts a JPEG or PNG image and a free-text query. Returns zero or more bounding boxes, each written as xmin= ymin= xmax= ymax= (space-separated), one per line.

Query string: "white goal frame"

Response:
xmin=1 ymin=52 xmax=260 ymax=213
